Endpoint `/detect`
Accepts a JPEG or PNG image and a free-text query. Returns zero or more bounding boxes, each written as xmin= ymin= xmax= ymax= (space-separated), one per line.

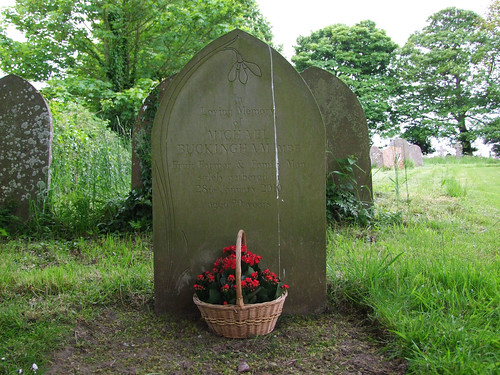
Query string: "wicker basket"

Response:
xmin=193 ymin=229 xmax=287 ymax=338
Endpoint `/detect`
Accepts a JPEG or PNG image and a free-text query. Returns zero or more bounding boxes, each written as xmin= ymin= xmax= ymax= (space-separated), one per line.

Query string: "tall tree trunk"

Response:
xmin=458 ymin=117 xmax=473 ymax=155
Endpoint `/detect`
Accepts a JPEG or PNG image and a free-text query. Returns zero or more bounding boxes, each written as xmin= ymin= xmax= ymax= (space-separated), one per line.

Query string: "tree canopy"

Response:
xmin=395 ymin=7 xmax=499 ymax=155
xmin=479 ymin=0 xmax=500 ymax=155
xmin=0 ymin=0 xmax=273 ymax=131
xmin=292 ymin=20 xmax=399 ymax=136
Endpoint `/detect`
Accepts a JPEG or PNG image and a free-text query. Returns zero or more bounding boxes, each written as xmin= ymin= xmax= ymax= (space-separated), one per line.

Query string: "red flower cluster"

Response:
xmin=193 ymin=243 xmax=289 ymax=305
xmin=223 ymin=245 xmax=247 ymax=254
xmin=193 ymin=270 xmax=216 ymax=291
xmin=241 ymin=276 xmax=260 ymax=291
xmin=242 ymin=252 xmax=262 ymax=266
xmin=262 ymin=269 xmax=280 ymax=284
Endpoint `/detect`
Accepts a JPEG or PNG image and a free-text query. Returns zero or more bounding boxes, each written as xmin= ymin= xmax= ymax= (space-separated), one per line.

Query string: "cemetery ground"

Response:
xmin=1 ymin=157 xmax=499 ymax=374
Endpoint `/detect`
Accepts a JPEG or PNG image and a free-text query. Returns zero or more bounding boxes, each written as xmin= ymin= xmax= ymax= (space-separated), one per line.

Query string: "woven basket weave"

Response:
xmin=193 ymin=230 xmax=287 ymax=338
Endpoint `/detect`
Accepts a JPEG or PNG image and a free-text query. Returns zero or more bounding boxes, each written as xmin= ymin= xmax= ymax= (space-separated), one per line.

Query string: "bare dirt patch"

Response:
xmin=46 ymin=302 xmax=406 ymax=375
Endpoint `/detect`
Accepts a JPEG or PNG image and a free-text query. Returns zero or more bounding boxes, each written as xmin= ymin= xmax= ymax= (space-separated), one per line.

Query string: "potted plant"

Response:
xmin=193 ymin=230 xmax=288 ymax=338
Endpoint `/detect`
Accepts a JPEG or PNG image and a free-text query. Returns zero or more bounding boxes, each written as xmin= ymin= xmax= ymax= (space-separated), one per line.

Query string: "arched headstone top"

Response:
xmin=0 ymin=74 xmax=53 ymax=220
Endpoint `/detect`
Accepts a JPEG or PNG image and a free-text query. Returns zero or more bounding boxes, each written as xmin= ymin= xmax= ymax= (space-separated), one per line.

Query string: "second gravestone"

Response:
xmin=152 ymin=29 xmax=326 ymax=315
xmin=0 ymin=74 xmax=52 ymax=220
xmin=301 ymin=67 xmax=372 ymax=203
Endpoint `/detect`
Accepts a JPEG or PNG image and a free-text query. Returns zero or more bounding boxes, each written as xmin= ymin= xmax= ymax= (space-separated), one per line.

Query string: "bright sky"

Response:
xmin=255 ymin=0 xmax=493 ymax=59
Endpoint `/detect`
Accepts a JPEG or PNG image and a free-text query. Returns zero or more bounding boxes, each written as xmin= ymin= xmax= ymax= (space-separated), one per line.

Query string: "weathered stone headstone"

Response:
xmin=453 ymin=143 xmax=463 ymax=159
xmin=0 ymin=74 xmax=52 ymax=220
xmin=370 ymin=146 xmax=383 ymax=168
xmin=382 ymin=146 xmax=404 ymax=169
xmin=152 ymin=29 xmax=326 ymax=315
xmin=132 ymin=76 xmax=175 ymax=190
xmin=301 ymin=67 xmax=372 ymax=202
xmin=390 ymin=138 xmax=411 ymax=160
xmin=409 ymin=144 xmax=423 ymax=166
xmin=438 ymin=146 xmax=447 ymax=157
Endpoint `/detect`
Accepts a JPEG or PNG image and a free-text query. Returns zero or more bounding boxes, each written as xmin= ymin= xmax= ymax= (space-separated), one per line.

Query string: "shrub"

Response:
xmin=34 ymin=102 xmax=132 ymax=236
xmin=326 ymin=157 xmax=373 ymax=226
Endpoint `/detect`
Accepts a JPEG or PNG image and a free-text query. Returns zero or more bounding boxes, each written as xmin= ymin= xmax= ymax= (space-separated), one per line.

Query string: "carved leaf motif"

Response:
xmin=245 ymin=61 xmax=262 ymax=77
xmin=228 ymin=62 xmax=238 ymax=82
xmin=239 ymin=66 xmax=249 ymax=84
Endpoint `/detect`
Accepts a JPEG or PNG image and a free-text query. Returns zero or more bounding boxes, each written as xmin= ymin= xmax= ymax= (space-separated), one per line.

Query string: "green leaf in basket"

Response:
xmin=243 ymin=266 xmax=255 ymax=278
xmin=207 ymin=286 xmax=221 ymax=304
xmin=257 ymin=287 xmax=270 ymax=302
xmin=246 ymin=286 xmax=262 ymax=303
xmin=274 ymin=284 xmax=283 ymax=299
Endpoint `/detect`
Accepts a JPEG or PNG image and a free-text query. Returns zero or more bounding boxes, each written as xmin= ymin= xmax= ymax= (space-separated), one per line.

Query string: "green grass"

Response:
xmin=329 ymin=156 xmax=500 ymax=374
xmin=0 ymin=235 xmax=153 ymax=373
xmin=1 ymin=156 xmax=499 ymax=374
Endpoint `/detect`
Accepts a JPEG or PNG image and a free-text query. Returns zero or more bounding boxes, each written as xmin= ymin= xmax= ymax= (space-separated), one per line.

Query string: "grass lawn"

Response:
xmin=0 ymin=156 xmax=498 ymax=374
xmin=328 ymin=156 xmax=499 ymax=374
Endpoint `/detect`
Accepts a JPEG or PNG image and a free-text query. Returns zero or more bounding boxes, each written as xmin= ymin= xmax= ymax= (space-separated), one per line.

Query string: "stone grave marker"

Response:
xmin=152 ymin=29 xmax=326 ymax=315
xmin=453 ymin=143 xmax=463 ymax=159
xmin=370 ymin=146 xmax=383 ymax=168
xmin=409 ymin=144 xmax=423 ymax=166
xmin=382 ymin=146 xmax=404 ymax=169
xmin=0 ymin=74 xmax=52 ymax=220
xmin=301 ymin=67 xmax=372 ymax=202
xmin=132 ymin=76 xmax=175 ymax=190
xmin=391 ymin=138 xmax=411 ymax=160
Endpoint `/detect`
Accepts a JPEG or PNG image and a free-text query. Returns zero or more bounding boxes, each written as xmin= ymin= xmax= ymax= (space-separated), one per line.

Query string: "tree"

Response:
xmin=395 ymin=7 xmax=499 ymax=155
xmin=480 ymin=0 xmax=500 ymax=155
xmin=0 ymin=0 xmax=273 ymax=132
xmin=292 ymin=20 xmax=399 ymax=136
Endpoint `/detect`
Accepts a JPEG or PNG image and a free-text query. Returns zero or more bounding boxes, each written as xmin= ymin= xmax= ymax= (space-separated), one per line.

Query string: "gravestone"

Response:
xmin=0 ymin=74 xmax=52 ymax=220
xmin=301 ymin=67 xmax=372 ymax=202
xmin=453 ymin=143 xmax=463 ymax=159
xmin=132 ymin=76 xmax=175 ymax=189
xmin=370 ymin=146 xmax=383 ymax=168
xmin=382 ymin=146 xmax=404 ymax=169
xmin=390 ymin=138 xmax=411 ymax=160
xmin=409 ymin=144 xmax=423 ymax=166
xmin=152 ymin=29 xmax=326 ymax=315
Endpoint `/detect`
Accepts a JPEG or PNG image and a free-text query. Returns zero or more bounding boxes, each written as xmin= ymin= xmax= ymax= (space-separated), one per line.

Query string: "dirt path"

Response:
xmin=47 ymin=304 xmax=407 ymax=374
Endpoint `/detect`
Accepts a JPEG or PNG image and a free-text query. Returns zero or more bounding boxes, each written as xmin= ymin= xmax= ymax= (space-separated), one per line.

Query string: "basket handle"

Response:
xmin=235 ymin=229 xmax=246 ymax=309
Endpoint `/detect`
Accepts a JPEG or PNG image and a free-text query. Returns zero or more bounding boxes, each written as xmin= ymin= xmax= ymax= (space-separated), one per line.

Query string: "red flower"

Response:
xmin=222 ymin=255 xmax=237 ymax=270
xmin=227 ymin=274 xmax=235 ymax=282
xmin=221 ymin=284 xmax=230 ymax=292
xmin=197 ymin=274 xmax=204 ymax=281
xmin=251 ymin=272 xmax=258 ymax=279
xmin=193 ymin=284 xmax=205 ymax=291
xmin=281 ymin=284 xmax=289 ymax=289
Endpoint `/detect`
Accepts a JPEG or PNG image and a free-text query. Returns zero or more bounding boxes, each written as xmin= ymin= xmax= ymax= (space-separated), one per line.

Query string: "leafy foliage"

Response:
xmin=326 ymin=157 xmax=373 ymax=226
xmin=480 ymin=118 xmax=500 ymax=156
xmin=480 ymin=1 xmax=500 ymax=156
xmin=0 ymin=0 xmax=273 ymax=132
xmin=28 ymin=101 xmax=131 ymax=237
xmin=395 ymin=7 xmax=500 ymax=155
xmin=292 ymin=21 xmax=399 ymax=136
